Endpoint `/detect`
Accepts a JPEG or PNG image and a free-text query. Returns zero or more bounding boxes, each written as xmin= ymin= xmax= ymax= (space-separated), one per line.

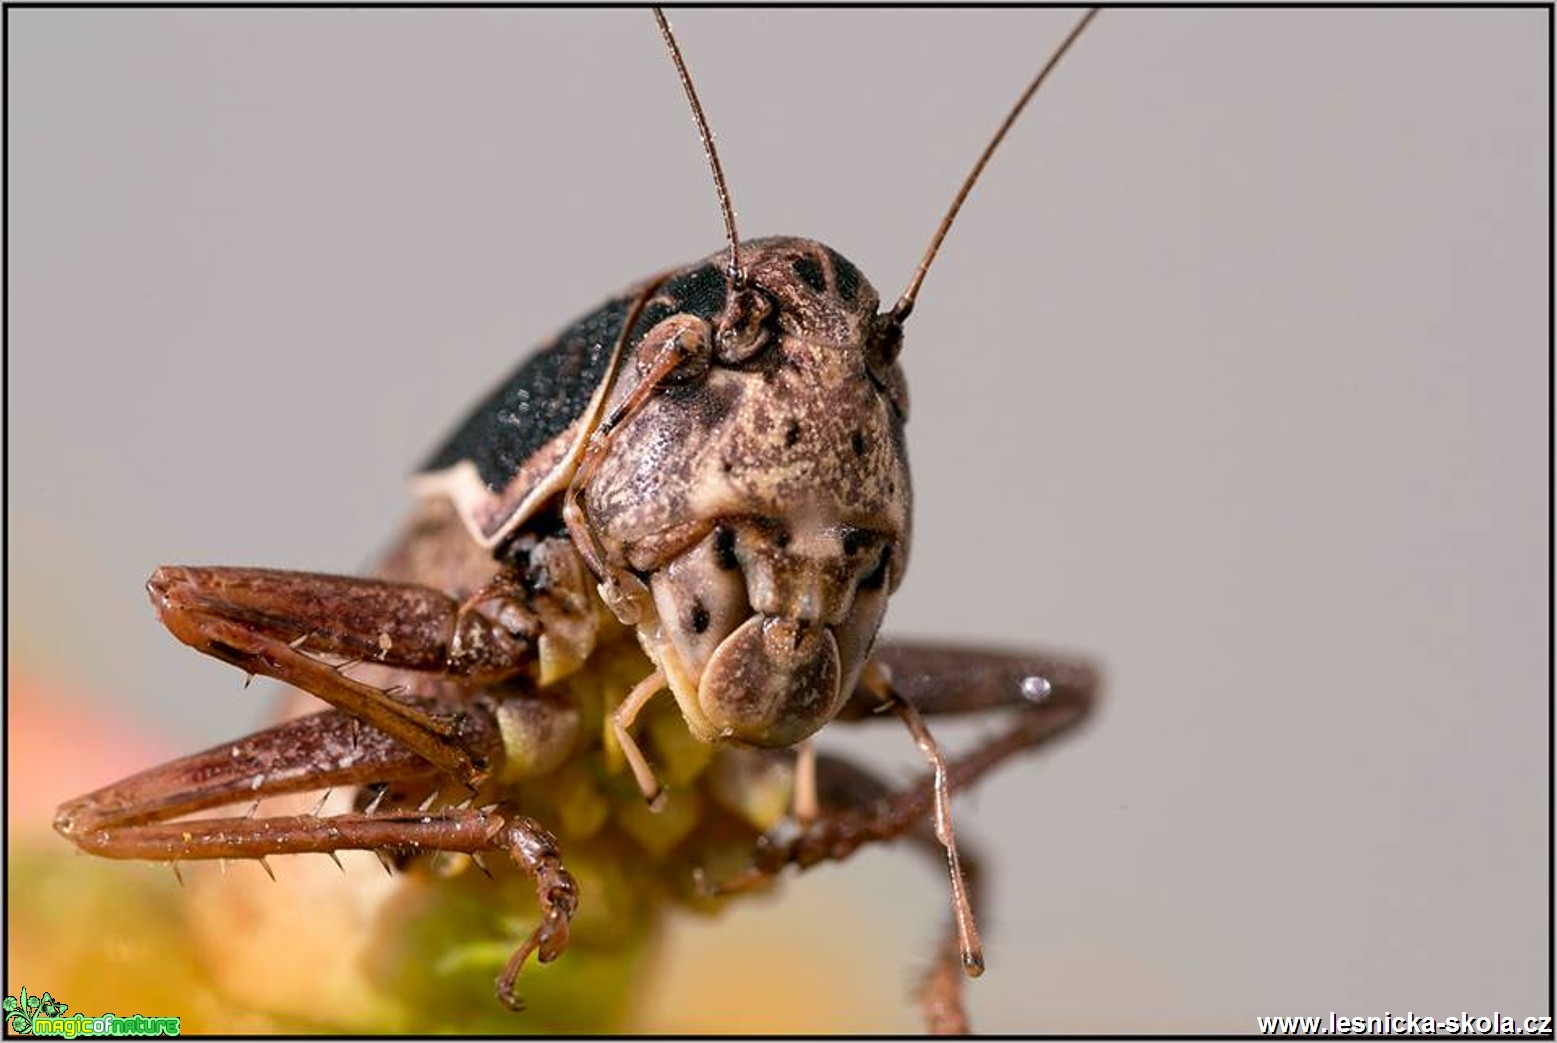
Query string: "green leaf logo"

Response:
xmin=4 ymin=987 xmax=35 ymax=1033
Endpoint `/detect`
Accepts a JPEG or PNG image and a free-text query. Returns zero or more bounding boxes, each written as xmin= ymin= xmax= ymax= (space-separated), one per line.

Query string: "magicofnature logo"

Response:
xmin=3 ymin=989 xmax=179 ymax=1037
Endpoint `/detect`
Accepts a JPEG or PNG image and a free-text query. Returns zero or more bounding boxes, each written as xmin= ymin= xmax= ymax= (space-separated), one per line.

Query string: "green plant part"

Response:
xmin=5 ymin=987 xmax=39 ymax=1033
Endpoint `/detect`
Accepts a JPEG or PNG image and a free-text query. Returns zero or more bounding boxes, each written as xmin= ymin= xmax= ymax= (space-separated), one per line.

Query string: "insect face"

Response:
xmin=582 ymin=237 xmax=910 ymax=747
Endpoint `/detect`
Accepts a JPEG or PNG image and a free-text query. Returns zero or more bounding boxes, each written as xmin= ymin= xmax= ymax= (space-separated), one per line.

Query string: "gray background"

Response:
xmin=8 ymin=7 xmax=1549 ymax=1032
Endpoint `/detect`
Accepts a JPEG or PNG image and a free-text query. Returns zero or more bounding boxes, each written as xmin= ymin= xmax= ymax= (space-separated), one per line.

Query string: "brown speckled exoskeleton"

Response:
xmin=54 ymin=9 xmax=1101 ymax=1033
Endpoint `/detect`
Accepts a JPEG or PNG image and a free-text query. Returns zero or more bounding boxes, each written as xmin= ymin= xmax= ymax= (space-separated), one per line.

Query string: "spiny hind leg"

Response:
xmin=492 ymin=818 xmax=578 ymax=1010
xmin=146 ymin=565 xmax=544 ymax=786
xmin=64 ymin=801 xmax=577 ymax=1013
xmin=53 ymin=700 xmax=505 ymax=840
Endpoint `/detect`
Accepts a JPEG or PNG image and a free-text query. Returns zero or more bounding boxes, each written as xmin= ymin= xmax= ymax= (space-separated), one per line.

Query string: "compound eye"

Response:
xmin=715 ymin=285 xmax=774 ymax=364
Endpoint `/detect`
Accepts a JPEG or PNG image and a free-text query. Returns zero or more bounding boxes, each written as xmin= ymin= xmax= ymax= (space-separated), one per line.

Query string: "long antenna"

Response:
xmin=891 ymin=8 xmax=1100 ymax=323
xmin=653 ymin=8 xmax=744 ymax=287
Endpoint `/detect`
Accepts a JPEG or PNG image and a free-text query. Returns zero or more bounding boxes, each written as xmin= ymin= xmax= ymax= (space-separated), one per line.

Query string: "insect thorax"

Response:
xmin=415 ymin=237 xmax=914 ymax=750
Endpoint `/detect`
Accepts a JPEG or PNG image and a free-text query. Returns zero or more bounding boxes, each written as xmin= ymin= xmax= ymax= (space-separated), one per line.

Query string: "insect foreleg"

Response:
xmin=809 ymin=754 xmax=988 ymax=1035
xmin=911 ymin=838 xmax=985 ymax=1036
xmin=609 ymin=668 xmax=670 ymax=809
xmin=148 ymin=565 xmax=542 ymax=785
xmin=791 ymin=739 xmax=819 ymax=826
xmin=698 ymin=643 xmax=1096 ymax=990
xmin=824 ymin=645 xmax=1098 ymax=983
xmin=865 ymin=674 xmax=984 ymax=978
xmin=699 ymin=692 xmax=1086 ymax=884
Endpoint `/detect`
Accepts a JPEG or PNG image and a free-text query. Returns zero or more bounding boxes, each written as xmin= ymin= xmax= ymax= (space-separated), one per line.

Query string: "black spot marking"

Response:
xmin=841 ymin=528 xmax=868 ymax=557
xmin=825 ymin=247 xmax=862 ymax=303
xmin=851 ymin=430 xmax=867 ymax=457
xmin=792 ymin=255 xmax=826 ymax=294
xmin=713 ymin=526 xmax=739 ymax=570
xmin=689 ymin=600 xmax=711 ymax=635
xmin=783 ymin=420 xmax=801 ymax=448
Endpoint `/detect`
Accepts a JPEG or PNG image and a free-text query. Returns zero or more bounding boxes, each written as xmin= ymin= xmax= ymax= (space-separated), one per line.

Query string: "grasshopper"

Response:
xmin=55 ymin=9 xmax=1101 ymax=1032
